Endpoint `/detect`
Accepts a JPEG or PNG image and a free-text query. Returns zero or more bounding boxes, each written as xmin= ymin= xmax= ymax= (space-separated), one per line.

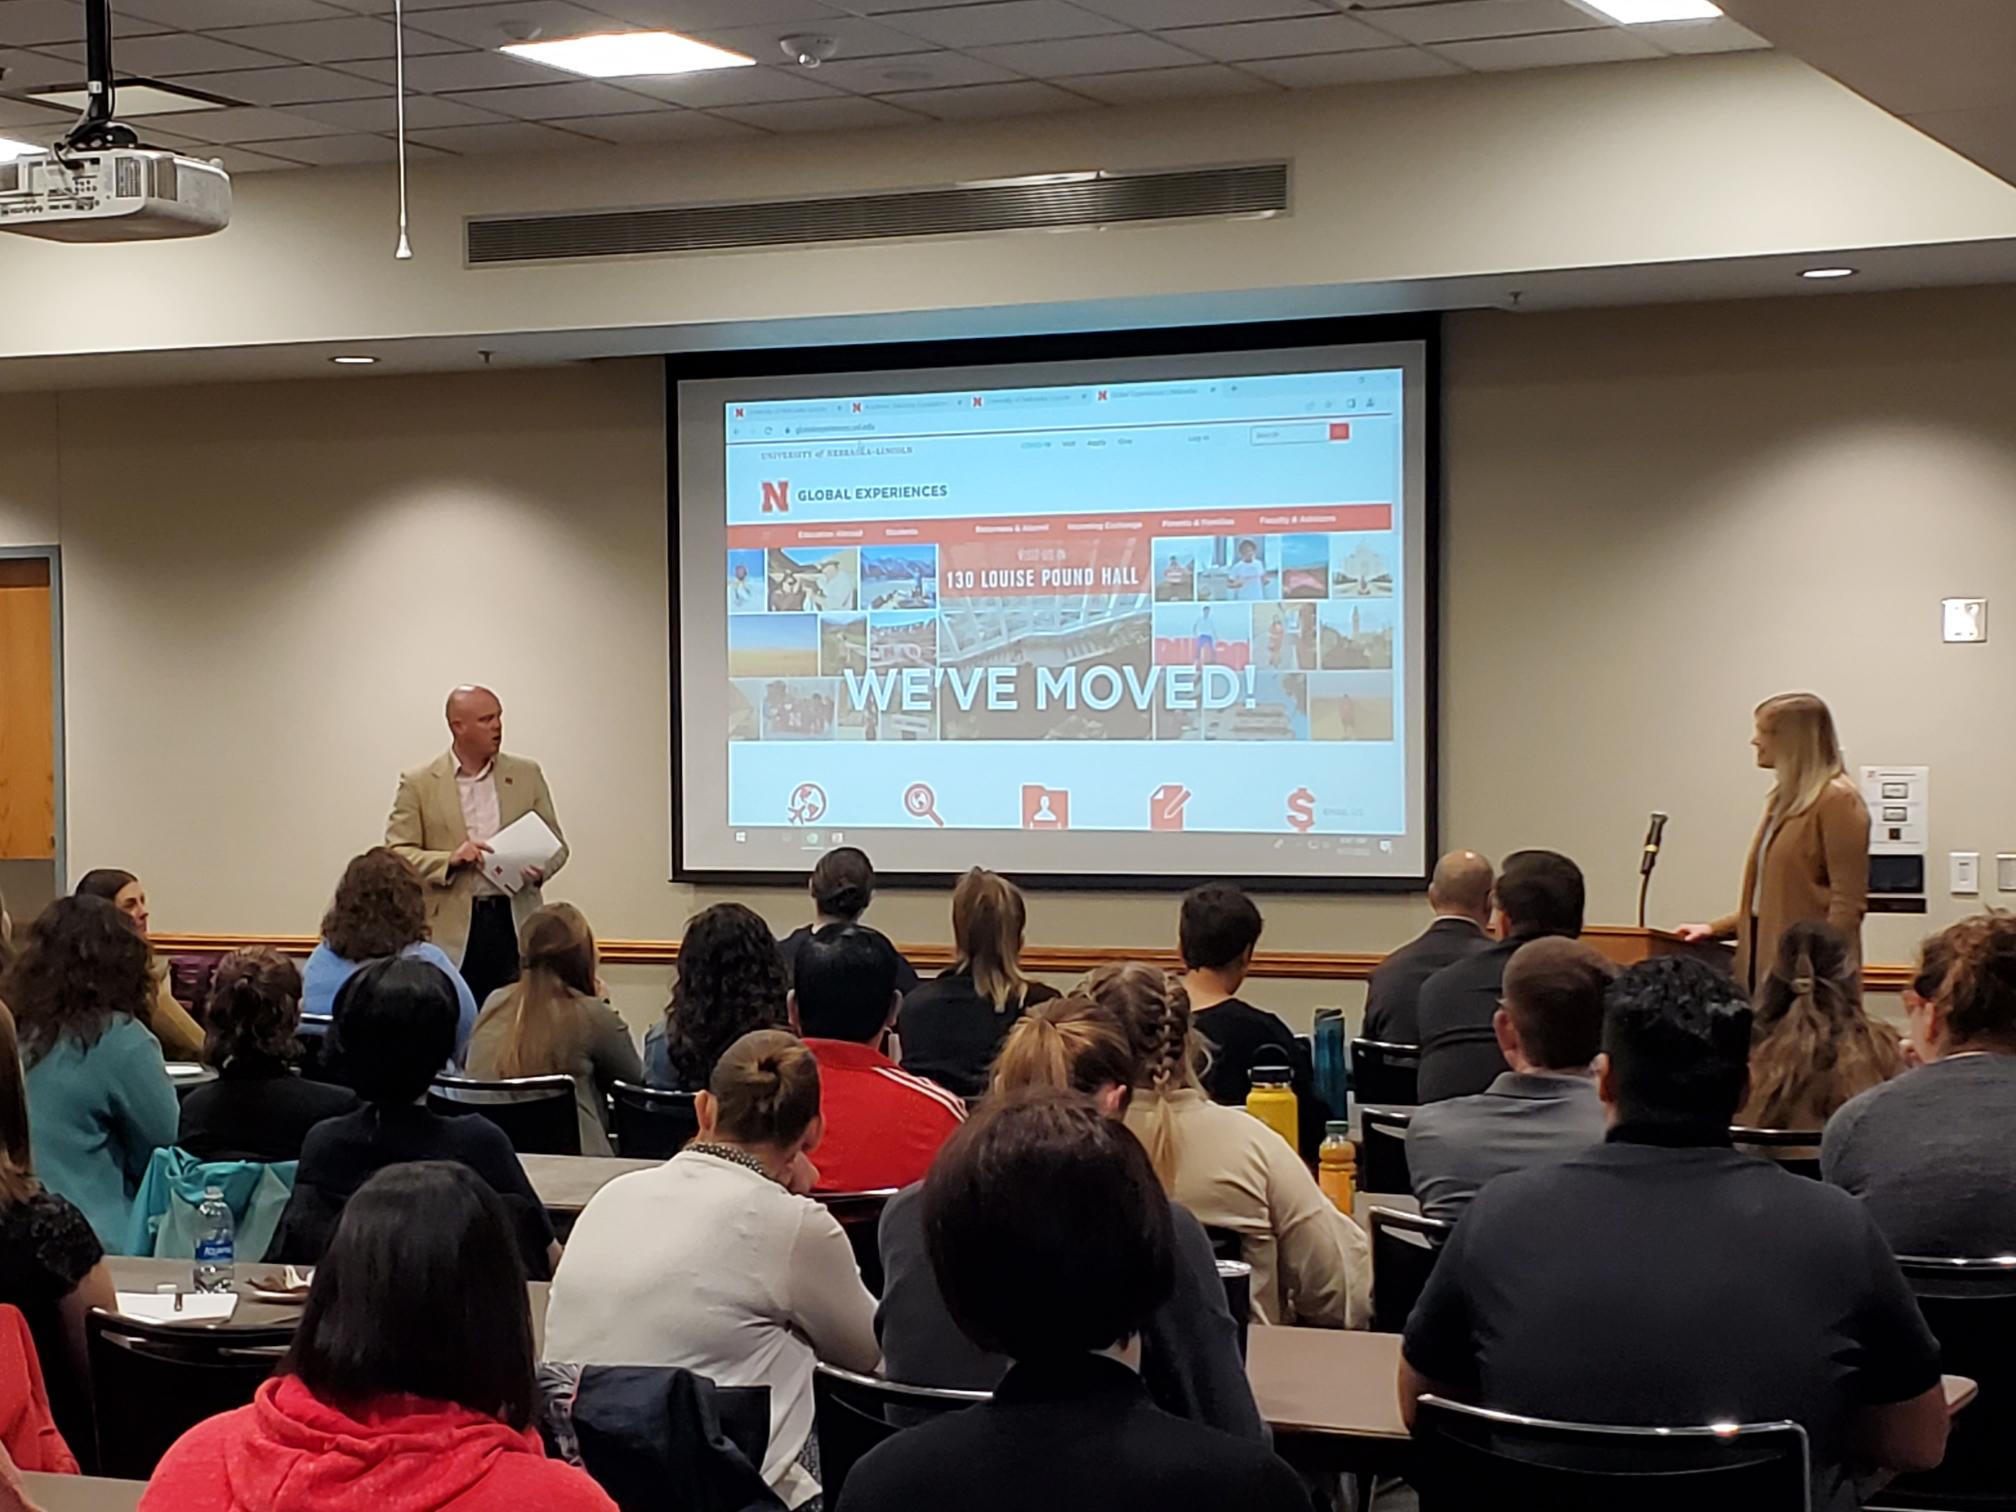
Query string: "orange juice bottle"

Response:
xmin=1318 ymin=1121 xmax=1357 ymax=1212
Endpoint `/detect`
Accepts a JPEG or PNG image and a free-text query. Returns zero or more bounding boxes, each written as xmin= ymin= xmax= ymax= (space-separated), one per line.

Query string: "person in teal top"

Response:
xmin=3 ymin=896 xmax=180 ymax=1253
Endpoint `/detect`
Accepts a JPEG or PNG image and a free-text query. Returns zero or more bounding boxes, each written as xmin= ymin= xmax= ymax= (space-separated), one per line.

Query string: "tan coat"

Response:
xmin=1712 ymin=774 xmax=1869 ymax=991
xmin=384 ymin=751 xmax=567 ymax=966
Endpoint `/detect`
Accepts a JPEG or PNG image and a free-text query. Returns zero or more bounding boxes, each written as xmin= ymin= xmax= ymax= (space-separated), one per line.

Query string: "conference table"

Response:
xmin=21 ymin=1473 xmax=143 ymax=1511
xmin=521 ymin=1152 xmax=659 ymax=1215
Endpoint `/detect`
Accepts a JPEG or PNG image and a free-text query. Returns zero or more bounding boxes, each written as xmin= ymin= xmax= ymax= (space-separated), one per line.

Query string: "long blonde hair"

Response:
xmin=489 ymin=904 xmax=598 ymax=1079
xmin=952 ymin=868 xmax=1034 ymax=1013
xmin=1757 ymin=692 xmax=1845 ymax=818
xmin=991 ymin=996 xmax=1138 ymax=1100
xmin=1080 ymin=962 xmax=1200 ymax=1190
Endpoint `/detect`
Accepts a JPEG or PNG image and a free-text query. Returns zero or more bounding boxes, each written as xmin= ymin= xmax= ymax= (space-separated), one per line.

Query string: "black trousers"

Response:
xmin=460 ymin=895 xmax=521 ymax=1007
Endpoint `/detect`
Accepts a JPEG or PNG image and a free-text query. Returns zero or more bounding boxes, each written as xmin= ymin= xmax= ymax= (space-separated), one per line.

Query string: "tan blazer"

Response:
xmin=1712 ymin=774 xmax=1869 ymax=991
xmin=384 ymin=751 xmax=568 ymax=967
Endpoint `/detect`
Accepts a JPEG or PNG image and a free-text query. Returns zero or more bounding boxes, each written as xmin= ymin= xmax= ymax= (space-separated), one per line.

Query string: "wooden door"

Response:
xmin=0 ymin=558 xmax=55 ymax=860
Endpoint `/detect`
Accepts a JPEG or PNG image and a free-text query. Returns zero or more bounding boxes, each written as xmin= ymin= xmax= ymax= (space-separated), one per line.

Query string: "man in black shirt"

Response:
xmin=1415 ymin=849 xmax=1582 ymax=1103
xmin=1402 ymin=956 xmax=1948 ymax=1512
xmin=1363 ymin=850 xmax=1493 ymax=1045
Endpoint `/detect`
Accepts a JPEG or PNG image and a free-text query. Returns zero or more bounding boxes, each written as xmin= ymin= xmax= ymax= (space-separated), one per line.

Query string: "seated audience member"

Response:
xmin=1099 ymin=963 xmax=1370 ymax=1328
xmin=878 ymin=996 xmax=1263 ymax=1441
xmin=900 ymin=868 xmax=1060 ymax=1102
xmin=1416 ymin=849 xmax=1584 ymax=1103
xmin=1179 ymin=883 xmax=1327 ymax=1158
xmin=301 ymin=849 xmax=479 ymax=1059
xmin=3 ymin=897 xmax=178 ymax=1250
xmin=73 ymin=867 xmax=203 ymax=1062
xmin=1824 ymin=915 xmax=2016 ymax=1255
xmin=643 ymin=902 xmax=787 ymax=1092
xmin=787 ymin=923 xmax=961 ymax=1192
xmin=269 ymin=958 xmax=558 ymax=1279
xmin=1741 ymin=920 xmax=1901 ymax=1132
xmin=1363 ymin=850 xmax=1494 ymax=1046
xmin=1405 ymin=938 xmax=1612 ymax=1223
xmin=177 ymin=947 xmax=359 ymax=1163
xmin=465 ymin=905 xmax=641 ymax=1157
xmin=0 ymin=1002 xmax=114 ymax=1457
xmin=777 ymin=846 xmax=920 ymax=995
xmin=543 ymin=1030 xmax=879 ymax=1510
xmin=0 ymin=889 xmax=14 ymax=974
xmin=142 ymin=1162 xmax=615 ymax=1512
xmin=1402 ymin=956 xmax=1948 ymax=1512
xmin=844 ymin=1093 xmax=1309 ymax=1512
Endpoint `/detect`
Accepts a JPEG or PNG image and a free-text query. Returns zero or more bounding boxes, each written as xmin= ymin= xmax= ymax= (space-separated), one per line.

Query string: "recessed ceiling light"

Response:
xmin=330 ymin=355 xmax=379 ymax=365
xmin=1577 ymin=0 xmax=1722 ymax=20
xmin=501 ymin=30 xmax=755 ymax=79
xmin=0 ymin=138 xmax=41 ymax=161
xmin=1800 ymin=267 xmax=1857 ymax=280
xmin=30 ymin=83 xmax=225 ymax=116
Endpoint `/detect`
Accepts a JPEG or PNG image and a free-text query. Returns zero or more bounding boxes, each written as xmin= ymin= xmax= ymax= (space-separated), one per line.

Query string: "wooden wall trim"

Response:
xmin=150 ymin=931 xmax=1915 ymax=994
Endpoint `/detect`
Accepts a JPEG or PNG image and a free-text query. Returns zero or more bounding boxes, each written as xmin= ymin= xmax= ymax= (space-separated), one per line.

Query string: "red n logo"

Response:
xmin=761 ymin=480 xmax=790 ymax=514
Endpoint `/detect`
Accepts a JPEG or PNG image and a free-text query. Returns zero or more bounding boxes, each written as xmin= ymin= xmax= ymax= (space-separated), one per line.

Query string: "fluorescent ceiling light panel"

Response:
xmin=1578 ymin=0 xmax=1722 ymax=20
xmin=31 ymin=84 xmax=225 ymax=115
xmin=1801 ymin=267 xmax=1857 ymax=280
xmin=0 ymin=137 xmax=42 ymax=160
xmin=501 ymin=30 xmax=755 ymax=79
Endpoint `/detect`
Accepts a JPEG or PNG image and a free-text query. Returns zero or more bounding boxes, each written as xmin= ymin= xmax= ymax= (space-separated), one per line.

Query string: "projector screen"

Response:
xmin=670 ymin=325 xmax=1436 ymax=889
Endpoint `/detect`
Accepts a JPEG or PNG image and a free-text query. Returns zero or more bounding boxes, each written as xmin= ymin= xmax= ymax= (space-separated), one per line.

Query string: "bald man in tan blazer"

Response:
xmin=385 ymin=686 xmax=567 ymax=1003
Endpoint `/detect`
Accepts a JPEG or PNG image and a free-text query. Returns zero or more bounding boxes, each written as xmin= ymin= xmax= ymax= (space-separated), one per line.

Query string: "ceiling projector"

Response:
xmin=0 ymin=146 xmax=231 ymax=242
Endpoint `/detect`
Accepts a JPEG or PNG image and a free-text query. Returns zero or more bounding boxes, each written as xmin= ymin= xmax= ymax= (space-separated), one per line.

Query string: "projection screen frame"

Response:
xmin=667 ymin=314 xmax=1441 ymax=893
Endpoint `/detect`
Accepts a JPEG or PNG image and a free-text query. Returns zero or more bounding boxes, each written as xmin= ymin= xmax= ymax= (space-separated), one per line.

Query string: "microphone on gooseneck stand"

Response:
xmin=1636 ymin=810 xmax=1669 ymax=929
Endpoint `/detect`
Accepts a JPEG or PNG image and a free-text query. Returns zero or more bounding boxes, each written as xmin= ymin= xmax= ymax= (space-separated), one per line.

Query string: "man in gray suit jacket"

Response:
xmin=386 ymin=685 xmax=567 ymax=1004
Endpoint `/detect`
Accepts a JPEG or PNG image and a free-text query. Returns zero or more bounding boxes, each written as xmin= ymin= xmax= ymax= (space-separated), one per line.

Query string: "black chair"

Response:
xmin=609 ymin=1080 xmax=700 ymax=1160
xmin=87 ymin=1309 xmax=296 ymax=1480
xmin=428 ymin=1073 xmax=581 ymax=1156
xmin=295 ymin=1012 xmax=335 ymax=1083
xmin=812 ymin=1363 xmax=989 ymax=1503
xmin=1352 ymin=1038 xmax=1421 ymax=1107
xmin=1729 ymin=1126 xmax=1825 ymax=1181
xmin=1413 ymin=1395 xmax=1810 ymax=1512
xmin=1868 ymin=1255 xmax=2016 ymax=1510
xmin=1370 ymin=1205 xmax=1452 ymax=1335
xmin=1358 ymin=1105 xmax=1414 ymax=1196
xmin=817 ymin=1188 xmax=898 ymax=1298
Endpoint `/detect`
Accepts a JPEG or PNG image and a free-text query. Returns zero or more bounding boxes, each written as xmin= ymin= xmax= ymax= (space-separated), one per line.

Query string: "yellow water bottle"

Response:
xmin=1318 ymin=1120 xmax=1356 ymax=1213
xmin=1245 ymin=1065 xmax=1299 ymax=1151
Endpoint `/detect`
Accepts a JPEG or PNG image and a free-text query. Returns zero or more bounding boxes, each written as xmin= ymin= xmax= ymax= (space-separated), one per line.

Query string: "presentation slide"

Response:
xmin=673 ymin=336 xmax=1432 ymax=886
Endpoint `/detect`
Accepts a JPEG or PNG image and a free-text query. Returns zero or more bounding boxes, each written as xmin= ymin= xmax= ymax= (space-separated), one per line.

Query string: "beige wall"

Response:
xmin=8 ymin=284 xmax=2014 ymax=1030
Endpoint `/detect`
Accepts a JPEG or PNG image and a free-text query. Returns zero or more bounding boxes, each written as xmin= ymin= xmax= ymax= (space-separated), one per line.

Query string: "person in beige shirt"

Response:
xmin=1088 ymin=961 xmax=1371 ymax=1329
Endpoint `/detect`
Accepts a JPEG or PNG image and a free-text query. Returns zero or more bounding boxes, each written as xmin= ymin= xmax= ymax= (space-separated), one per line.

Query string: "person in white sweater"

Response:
xmin=1094 ymin=962 xmax=1372 ymax=1329
xmin=541 ymin=1029 xmax=879 ymax=1508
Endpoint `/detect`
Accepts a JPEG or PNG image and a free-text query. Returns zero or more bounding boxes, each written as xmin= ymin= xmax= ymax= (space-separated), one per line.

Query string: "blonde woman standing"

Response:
xmin=898 ymin=869 xmax=1059 ymax=1101
xmin=1678 ymin=692 xmax=1870 ymax=993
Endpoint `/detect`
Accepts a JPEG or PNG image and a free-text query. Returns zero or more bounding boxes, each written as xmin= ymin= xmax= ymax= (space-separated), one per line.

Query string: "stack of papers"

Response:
xmin=114 ymin=1290 xmax=240 ymax=1323
xmin=480 ymin=811 xmax=564 ymax=896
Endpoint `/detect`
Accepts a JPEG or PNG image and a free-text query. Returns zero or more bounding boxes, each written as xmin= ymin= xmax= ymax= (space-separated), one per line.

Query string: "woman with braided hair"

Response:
xmin=1740 ymin=920 xmax=1900 ymax=1131
xmin=1086 ymin=962 xmax=1371 ymax=1329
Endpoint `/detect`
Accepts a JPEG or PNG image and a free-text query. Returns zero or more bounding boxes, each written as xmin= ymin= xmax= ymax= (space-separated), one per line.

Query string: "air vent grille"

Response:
xmin=466 ymin=162 xmax=1288 ymax=267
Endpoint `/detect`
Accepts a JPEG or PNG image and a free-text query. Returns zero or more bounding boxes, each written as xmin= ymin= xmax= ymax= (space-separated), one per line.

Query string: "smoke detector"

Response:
xmin=779 ymin=34 xmax=838 ymax=68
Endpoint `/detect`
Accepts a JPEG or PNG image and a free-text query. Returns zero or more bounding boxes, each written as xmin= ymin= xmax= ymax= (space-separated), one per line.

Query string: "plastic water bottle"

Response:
xmin=193 ymin=1186 xmax=235 ymax=1293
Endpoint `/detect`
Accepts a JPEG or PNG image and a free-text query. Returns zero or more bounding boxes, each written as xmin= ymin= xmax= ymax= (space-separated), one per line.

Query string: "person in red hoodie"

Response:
xmin=140 ymin=1162 xmax=614 ymax=1512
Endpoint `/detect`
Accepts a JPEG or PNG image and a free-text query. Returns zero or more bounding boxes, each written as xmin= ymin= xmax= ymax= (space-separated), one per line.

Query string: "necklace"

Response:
xmin=688 ymin=1141 xmax=778 ymax=1183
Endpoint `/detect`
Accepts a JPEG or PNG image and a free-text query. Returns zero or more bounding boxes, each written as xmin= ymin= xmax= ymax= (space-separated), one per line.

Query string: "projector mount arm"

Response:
xmin=60 ymin=0 xmax=140 ymax=152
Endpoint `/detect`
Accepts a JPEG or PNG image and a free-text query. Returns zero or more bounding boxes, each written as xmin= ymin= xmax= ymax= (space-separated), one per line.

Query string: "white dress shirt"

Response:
xmin=453 ymin=754 xmax=504 ymax=896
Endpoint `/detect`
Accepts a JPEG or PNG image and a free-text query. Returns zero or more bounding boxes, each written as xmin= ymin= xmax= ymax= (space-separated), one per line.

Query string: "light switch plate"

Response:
xmin=1952 ymin=851 xmax=1981 ymax=895
xmin=1999 ymin=855 xmax=2016 ymax=893
xmin=1944 ymin=597 xmax=1988 ymax=643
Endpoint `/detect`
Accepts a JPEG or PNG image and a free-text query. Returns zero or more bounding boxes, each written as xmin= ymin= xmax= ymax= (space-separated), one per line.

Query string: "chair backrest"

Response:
xmin=295 ymin=1013 xmax=335 ymax=1083
xmin=812 ymin=1363 xmax=989 ymax=1504
xmin=87 ymin=1309 xmax=296 ymax=1480
xmin=1729 ymin=1127 xmax=1825 ymax=1181
xmin=1359 ymin=1105 xmax=1415 ymax=1196
xmin=1370 ymin=1205 xmax=1453 ymax=1334
xmin=816 ymin=1189 xmax=898 ymax=1298
xmin=1353 ymin=1038 xmax=1421 ymax=1107
xmin=1882 ymin=1256 xmax=2016 ymax=1506
xmin=428 ymin=1073 xmax=581 ymax=1156
xmin=1413 ymin=1395 xmax=1810 ymax=1512
xmin=609 ymin=1080 xmax=700 ymax=1160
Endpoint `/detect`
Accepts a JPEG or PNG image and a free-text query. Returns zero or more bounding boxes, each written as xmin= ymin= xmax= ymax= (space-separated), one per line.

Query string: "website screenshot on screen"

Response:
xmin=710 ymin=366 xmax=1412 ymax=869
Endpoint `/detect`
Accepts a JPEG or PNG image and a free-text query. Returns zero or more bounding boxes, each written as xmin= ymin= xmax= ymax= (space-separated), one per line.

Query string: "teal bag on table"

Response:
xmin=122 ymin=1148 xmax=296 ymax=1263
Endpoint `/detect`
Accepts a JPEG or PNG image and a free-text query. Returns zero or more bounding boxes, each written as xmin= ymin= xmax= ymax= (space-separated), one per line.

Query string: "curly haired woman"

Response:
xmin=644 ymin=904 xmax=788 ymax=1092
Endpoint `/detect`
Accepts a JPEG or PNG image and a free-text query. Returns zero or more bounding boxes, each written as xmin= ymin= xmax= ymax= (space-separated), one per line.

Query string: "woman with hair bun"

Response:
xmin=777 ymin=846 xmax=920 ymax=994
xmin=543 ymin=1029 xmax=879 ymax=1509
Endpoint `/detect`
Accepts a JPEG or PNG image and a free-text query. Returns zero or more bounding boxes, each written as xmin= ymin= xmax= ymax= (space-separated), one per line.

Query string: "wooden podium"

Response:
xmin=1582 ymin=926 xmax=1735 ymax=973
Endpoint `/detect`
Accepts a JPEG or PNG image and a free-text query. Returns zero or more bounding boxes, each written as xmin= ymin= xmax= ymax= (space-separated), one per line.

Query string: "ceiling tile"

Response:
xmin=514 ymin=0 xmax=840 ymax=23
xmin=887 ymin=1 xmax=1125 ymax=49
xmin=0 ymin=43 xmax=81 ymax=86
xmin=119 ymin=0 xmax=348 ymax=29
xmin=248 ymin=130 xmax=451 ymax=162
xmin=38 ymin=33 xmax=286 ymax=74
xmin=808 ymin=51 xmax=1018 ymax=92
xmin=1431 ymin=27 xmax=1660 ymax=69
xmin=402 ymin=0 xmax=624 ymax=50
xmin=178 ymin=142 xmax=309 ymax=171
xmin=615 ymin=63 xmax=843 ymax=106
xmin=1639 ymin=17 xmax=1769 ymax=55
xmin=970 ymin=32 xmax=1207 ymax=76
xmin=1063 ymin=63 xmax=1274 ymax=103
xmin=338 ymin=48 xmax=564 ymax=90
xmin=207 ymin=17 xmax=464 ymax=63
xmin=291 ymin=92 xmax=508 ymax=128
xmin=439 ymin=79 xmax=663 ymax=117
xmin=406 ymin=117 xmax=604 ymax=151
xmin=847 ymin=0 xmax=1030 ymax=9
xmin=712 ymin=94 xmax=922 ymax=131
xmin=140 ymin=104 xmax=354 ymax=141
xmin=1242 ymin=47 xmax=1461 ymax=85
xmin=178 ymin=64 xmax=385 ymax=103
xmin=1168 ymin=14 xmax=1395 ymax=62
xmin=0 ymin=2 xmax=169 ymax=46
xmin=674 ymin=16 xmax=939 ymax=62
xmin=884 ymin=79 xmax=1097 ymax=119
xmin=0 ymin=91 xmax=72 ymax=128
xmin=1364 ymin=0 xmax=1606 ymax=45
xmin=553 ymin=106 xmax=760 ymax=140
xmin=1076 ymin=0 xmax=1326 ymax=22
